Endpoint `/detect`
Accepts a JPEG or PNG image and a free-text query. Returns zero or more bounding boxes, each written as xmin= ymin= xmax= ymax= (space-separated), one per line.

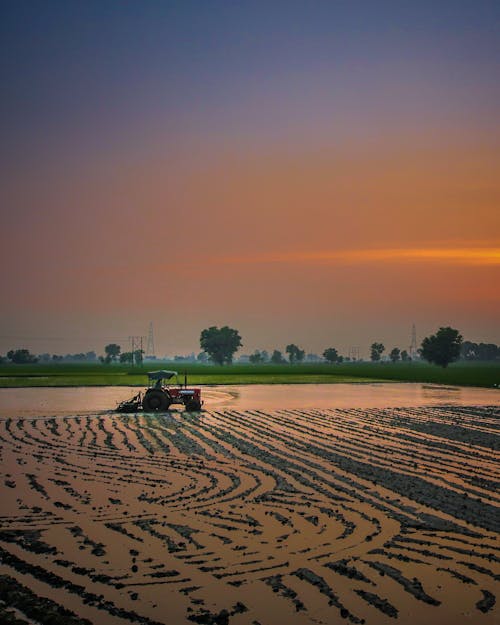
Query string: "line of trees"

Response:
xmin=369 ymin=327 xmax=465 ymax=368
xmin=101 ymin=343 xmax=144 ymax=365
xmin=369 ymin=344 xmax=410 ymax=363
xmin=461 ymin=341 xmax=500 ymax=361
xmin=1 ymin=326 xmax=498 ymax=368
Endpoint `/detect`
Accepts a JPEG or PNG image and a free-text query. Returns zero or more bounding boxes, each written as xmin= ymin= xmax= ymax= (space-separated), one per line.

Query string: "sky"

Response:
xmin=1 ymin=1 xmax=499 ymax=358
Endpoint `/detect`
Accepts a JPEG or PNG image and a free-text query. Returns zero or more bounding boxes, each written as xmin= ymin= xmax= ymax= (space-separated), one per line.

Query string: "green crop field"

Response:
xmin=0 ymin=361 xmax=498 ymax=388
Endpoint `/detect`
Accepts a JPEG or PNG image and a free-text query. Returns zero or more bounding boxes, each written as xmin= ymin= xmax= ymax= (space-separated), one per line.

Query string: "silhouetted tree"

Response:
xmin=249 ymin=350 xmax=265 ymax=364
xmin=460 ymin=340 xmax=499 ymax=361
xmin=134 ymin=349 xmax=144 ymax=366
xmin=104 ymin=343 xmax=121 ymax=363
xmin=370 ymin=343 xmax=385 ymax=362
xmin=286 ymin=344 xmax=305 ymax=364
xmin=7 ymin=349 xmax=38 ymax=364
xmin=323 ymin=347 xmax=340 ymax=364
xmin=270 ymin=349 xmax=285 ymax=364
xmin=200 ymin=326 xmax=242 ymax=365
xmin=197 ymin=351 xmax=208 ymax=363
xmin=120 ymin=352 xmax=134 ymax=364
xmin=421 ymin=327 xmax=462 ymax=368
xmin=400 ymin=349 xmax=410 ymax=362
xmin=389 ymin=347 xmax=400 ymax=363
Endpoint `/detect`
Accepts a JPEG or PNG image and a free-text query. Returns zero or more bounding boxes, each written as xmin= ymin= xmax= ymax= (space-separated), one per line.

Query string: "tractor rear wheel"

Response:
xmin=142 ymin=390 xmax=170 ymax=412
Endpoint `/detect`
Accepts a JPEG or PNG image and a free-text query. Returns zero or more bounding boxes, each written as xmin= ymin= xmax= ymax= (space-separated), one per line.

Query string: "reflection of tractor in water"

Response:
xmin=116 ymin=370 xmax=203 ymax=413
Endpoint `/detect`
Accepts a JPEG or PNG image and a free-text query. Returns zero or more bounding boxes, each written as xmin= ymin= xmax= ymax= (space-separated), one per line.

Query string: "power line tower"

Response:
xmin=409 ymin=323 xmax=418 ymax=360
xmin=348 ymin=346 xmax=360 ymax=361
xmin=146 ymin=322 xmax=155 ymax=359
xmin=129 ymin=336 xmax=145 ymax=364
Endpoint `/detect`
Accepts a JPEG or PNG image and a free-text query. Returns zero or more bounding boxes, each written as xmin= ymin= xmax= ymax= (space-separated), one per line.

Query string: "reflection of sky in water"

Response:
xmin=0 ymin=383 xmax=498 ymax=418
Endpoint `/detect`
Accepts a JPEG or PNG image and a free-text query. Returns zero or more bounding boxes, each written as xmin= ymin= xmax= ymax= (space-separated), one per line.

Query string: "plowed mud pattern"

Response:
xmin=0 ymin=406 xmax=498 ymax=624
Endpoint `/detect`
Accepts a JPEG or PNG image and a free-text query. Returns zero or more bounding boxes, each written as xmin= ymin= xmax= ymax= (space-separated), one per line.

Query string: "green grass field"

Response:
xmin=0 ymin=361 xmax=498 ymax=388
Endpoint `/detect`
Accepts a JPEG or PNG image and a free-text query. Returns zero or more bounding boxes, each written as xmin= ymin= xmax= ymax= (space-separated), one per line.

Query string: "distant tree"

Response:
xmin=337 ymin=355 xmax=344 ymax=363
xmin=7 ymin=349 xmax=38 ymax=364
xmin=85 ymin=351 xmax=97 ymax=362
xmin=0 ymin=355 xmax=6 ymax=364
xmin=476 ymin=343 xmax=499 ymax=360
xmin=461 ymin=341 xmax=477 ymax=361
xmin=104 ymin=343 xmax=121 ymax=363
xmin=260 ymin=350 xmax=270 ymax=363
xmin=119 ymin=352 xmax=134 ymax=364
xmin=286 ymin=344 xmax=305 ymax=364
xmin=461 ymin=341 xmax=499 ymax=361
xmin=134 ymin=349 xmax=144 ymax=366
xmin=323 ymin=347 xmax=340 ymax=364
xmin=200 ymin=326 xmax=242 ymax=365
xmin=389 ymin=347 xmax=400 ymax=363
xmin=421 ymin=327 xmax=462 ymax=368
xmin=370 ymin=343 xmax=385 ymax=362
xmin=249 ymin=350 xmax=265 ymax=364
xmin=400 ymin=349 xmax=410 ymax=362
xmin=270 ymin=349 xmax=285 ymax=364
xmin=197 ymin=351 xmax=208 ymax=363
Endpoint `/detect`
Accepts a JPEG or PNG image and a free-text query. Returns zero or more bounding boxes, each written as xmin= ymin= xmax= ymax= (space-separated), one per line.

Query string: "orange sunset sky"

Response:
xmin=1 ymin=2 xmax=499 ymax=357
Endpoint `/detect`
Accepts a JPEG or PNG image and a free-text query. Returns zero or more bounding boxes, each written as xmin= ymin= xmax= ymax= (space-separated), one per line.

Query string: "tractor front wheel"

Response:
xmin=142 ymin=390 xmax=170 ymax=412
xmin=185 ymin=400 xmax=202 ymax=412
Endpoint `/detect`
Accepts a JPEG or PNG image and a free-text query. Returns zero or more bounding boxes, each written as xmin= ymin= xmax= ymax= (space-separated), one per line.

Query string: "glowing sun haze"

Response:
xmin=1 ymin=1 xmax=499 ymax=357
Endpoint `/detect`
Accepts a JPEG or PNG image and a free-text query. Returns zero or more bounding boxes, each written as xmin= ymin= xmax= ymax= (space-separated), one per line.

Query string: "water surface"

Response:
xmin=0 ymin=383 xmax=498 ymax=418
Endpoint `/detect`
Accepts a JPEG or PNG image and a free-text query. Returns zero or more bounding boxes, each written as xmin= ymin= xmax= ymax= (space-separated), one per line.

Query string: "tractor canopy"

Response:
xmin=147 ymin=370 xmax=178 ymax=382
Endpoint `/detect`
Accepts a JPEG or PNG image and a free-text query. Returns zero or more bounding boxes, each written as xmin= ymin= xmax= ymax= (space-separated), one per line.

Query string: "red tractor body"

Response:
xmin=115 ymin=370 xmax=203 ymax=413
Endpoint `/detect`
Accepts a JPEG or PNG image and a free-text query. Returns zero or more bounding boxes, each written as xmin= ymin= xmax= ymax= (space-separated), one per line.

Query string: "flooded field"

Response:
xmin=0 ymin=382 xmax=499 ymax=417
xmin=0 ymin=387 xmax=499 ymax=624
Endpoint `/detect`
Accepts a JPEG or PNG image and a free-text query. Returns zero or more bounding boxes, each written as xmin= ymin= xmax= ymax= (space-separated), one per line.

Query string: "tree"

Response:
xmin=249 ymin=350 xmax=265 ymax=364
xmin=461 ymin=341 xmax=499 ymax=361
xmin=400 ymin=349 xmax=410 ymax=362
xmin=134 ymin=349 xmax=144 ymax=366
xmin=370 ymin=343 xmax=385 ymax=362
xmin=120 ymin=352 xmax=134 ymax=364
xmin=389 ymin=347 xmax=400 ymax=363
xmin=286 ymin=344 xmax=305 ymax=364
xmin=420 ymin=326 xmax=462 ymax=368
xmin=7 ymin=349 xmax=38 ymax=364
xmin=323 ymin=347 xmax=340 ymax=364
xmin=104 ymin=343 xmax=121 ymax=363
xmin=270 ymin=349 xmax=285 ymax=364
xmin=421 ymin=326 xmax=462 ymax=368
xmin=197 ymin=351 xmax=208 ymax=363
xmin=200 ymin=326 xmax=242 ymax=365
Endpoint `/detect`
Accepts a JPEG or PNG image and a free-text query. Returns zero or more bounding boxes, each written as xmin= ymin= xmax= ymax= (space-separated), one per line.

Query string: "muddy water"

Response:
xmin=0 ymin=382 xmax=498 ymax=417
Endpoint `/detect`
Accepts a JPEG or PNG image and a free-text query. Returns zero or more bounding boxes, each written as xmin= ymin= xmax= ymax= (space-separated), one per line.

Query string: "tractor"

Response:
xmin=115 ymin=370 xmax=203 ymax=413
